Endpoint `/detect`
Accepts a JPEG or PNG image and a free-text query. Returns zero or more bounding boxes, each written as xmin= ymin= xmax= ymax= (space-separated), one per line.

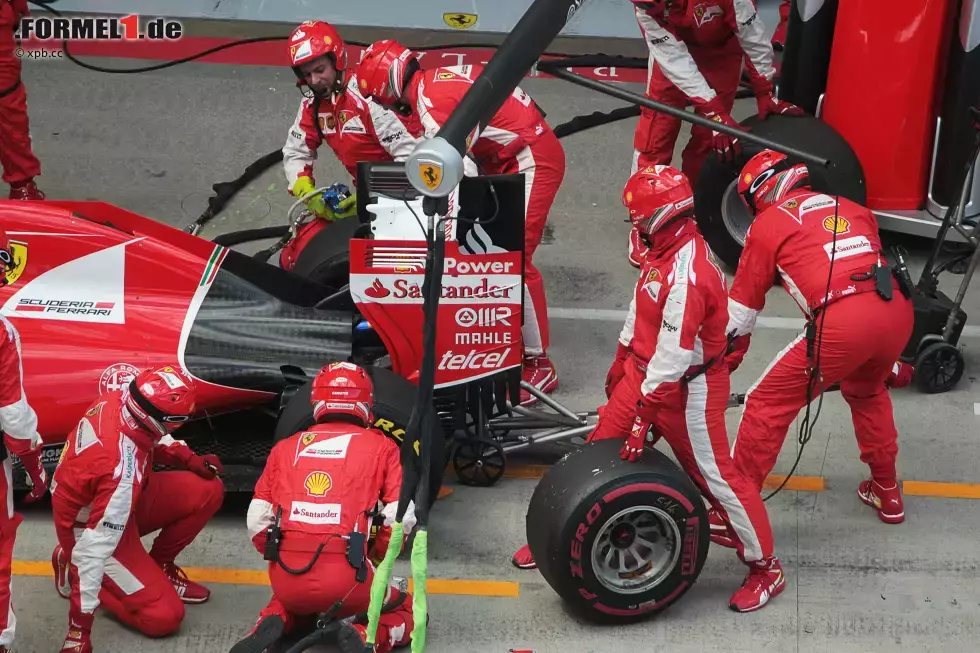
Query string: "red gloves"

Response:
xmin=756 ymin=92 xmax=805 ymax=120
xmin=605 ymin=342 xmax=630 ymax=399
xmin=18 ymin=450 xmax=47 ymax=503
xmin=885 ymin=362 xmax=914 ymax=389
xmin=62 ymin=612 xmax=94 ymax=653
xmin=187 ymin=454 xmax=223 ymax=480
xmin=696 ymin=98 xmax=744 ymax=161
xmin=621 ymin=397 xmax=661 ymax=462
xmin=726 ymin=334 xmax=751 ymax=374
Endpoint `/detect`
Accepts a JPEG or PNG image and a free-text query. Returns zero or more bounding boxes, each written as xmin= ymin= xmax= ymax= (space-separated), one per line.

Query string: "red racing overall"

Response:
xmin=406 ymin=63 xmax=566 ymax=356
xmin=589 ymin=218 xmax=775 ymax=565
xmin=726 ymin=190 xmax=915 ymax=492
xmin=0 ymin=315 xmax=45 ymax=650
xmin=246 ymin=423 xmax=414 ymax=652
xmin=50 ymin=392 xmax=224 ymax=640
xmin=0 ymin=0 xmax=42 ymax=192
xmin=631 ymin=0 xmax=777 ymax=183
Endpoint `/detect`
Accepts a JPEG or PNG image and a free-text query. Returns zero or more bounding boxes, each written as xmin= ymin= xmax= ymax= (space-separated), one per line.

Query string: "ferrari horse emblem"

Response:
xmin=4 ymin=241 xmax=26 ymax=286
xmin=443 ymin=13 xmax=477 ymax=29
xmin=419 ymin=161 xmax=443 ymax=191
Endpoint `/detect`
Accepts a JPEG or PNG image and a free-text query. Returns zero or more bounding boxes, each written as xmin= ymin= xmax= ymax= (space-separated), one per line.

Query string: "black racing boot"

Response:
xmin=230 ymin=615 xmax=286 ymax=653
xmin=337 ymin=622 xmax=376 ymax=653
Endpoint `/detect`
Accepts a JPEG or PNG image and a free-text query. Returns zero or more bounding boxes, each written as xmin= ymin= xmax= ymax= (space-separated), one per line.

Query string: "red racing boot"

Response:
xmin=161 ymin=561 xmax=211 ymax=603
xmin=628 ymin=227 xmax=649 ymax=268
xmin=520 ymin=354 xmax=558 ymax=406
xmin=8 ymin=180 xmax=45 ymax=200
xmin=511 ymin=543 xmax=536 ymax=570
xmin=52 ymin=544 xmax=71 ymax=599
xmin=708 ymin=507 xmax=736 ymax=549
xmin=729 ymin=556 xmax=786 ymax=613
xmin=858 ymin=478 xmax=905 ymax=524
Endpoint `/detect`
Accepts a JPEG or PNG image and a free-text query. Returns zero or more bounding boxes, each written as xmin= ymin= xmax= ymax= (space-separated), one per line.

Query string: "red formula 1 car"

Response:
xmin=0 ymin=163 xmax=597 ymax=501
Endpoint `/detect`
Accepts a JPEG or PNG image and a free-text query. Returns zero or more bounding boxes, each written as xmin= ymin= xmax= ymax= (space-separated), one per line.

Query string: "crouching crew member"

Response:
xmin=51 ymin=365 xmax=224 ymax=652
xmin=232 ymin=362 xmax=417 ymax=653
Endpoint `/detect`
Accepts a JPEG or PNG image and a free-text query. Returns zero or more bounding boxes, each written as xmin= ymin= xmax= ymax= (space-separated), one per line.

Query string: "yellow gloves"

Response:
xmin=292 ymin=176 xmax=357 ymax=221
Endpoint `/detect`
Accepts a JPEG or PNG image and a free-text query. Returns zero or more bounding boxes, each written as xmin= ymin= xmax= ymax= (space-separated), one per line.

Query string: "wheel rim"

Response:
xmin=922 ymin=348 xmax=961 ymax=390
xmin=721 ymin=180 xmax=753 ymax=247
xmin=453 ymin=441 xmax=505 ymax=486
xmin=590 ymin=505 xmax=682 ymax=595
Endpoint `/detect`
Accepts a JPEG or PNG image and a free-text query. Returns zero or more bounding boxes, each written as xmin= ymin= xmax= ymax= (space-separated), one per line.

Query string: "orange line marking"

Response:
xmin=11 ymin=561 xmax=519 ymax=597
xmin=902 ymin=480 xmax=980 ymax=499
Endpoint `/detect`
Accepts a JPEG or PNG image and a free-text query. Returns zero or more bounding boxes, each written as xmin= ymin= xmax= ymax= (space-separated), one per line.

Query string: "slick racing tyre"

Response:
xmin=274 ymin=366 xmax=446 ymax=508
xmin=526 ymin=439 xmax=708 ymax=625
xmin=693 ymin=114 xmax=866 ymax=270
xmin=292 ymin=216 xmax=368 ymax=289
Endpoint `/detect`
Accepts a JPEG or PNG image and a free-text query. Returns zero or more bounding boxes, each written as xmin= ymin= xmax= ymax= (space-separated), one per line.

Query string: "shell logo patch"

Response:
xmin=304 ymin=471 xmax=332 ymax=497
xmin=823 ymin=215 xmax=850 ymax=234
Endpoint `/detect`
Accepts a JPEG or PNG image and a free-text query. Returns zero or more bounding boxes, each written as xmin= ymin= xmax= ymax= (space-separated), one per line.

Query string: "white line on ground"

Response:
xmin=975 ymin=403 xmax=980 ymax=416
xmin=549 ymin=307 xmax=980 ymax=339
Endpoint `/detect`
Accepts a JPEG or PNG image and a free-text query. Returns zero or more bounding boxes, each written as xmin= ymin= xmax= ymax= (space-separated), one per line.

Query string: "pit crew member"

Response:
xmin=716 ymin=149 xmax=915 ymax=538
xmin=516 ymin=165 xmax=786 ymax=613
xmin=1 ymin=0 xmax=44 ymax=200
xmin=51 ymin=365 xmax=224 ymax=652
xmin=282 ymin=21 xmax=422 ymax=239
xmin=356 ymin=39 xmax=566 ymax=405
xmin=0 ymin=230 xmax=48 ymax=652
xmin=626 ymin=0 xmax=803 ymax=267
xmin=232 ymin=362 xmax=415 ymax=653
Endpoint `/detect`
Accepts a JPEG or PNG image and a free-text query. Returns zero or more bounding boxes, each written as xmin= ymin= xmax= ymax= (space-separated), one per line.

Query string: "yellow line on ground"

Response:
xmin=11 ymin=561 xmax=519 ymax=597
xmin=902 ymin=480 xmax=980 ymax=499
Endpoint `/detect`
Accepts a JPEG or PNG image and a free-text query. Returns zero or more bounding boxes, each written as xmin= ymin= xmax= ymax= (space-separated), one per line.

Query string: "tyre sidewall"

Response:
xmin=291 ymin=216 xmax=364 ymax=287
xmin=544 ymin=471 xmax=709 ymax=621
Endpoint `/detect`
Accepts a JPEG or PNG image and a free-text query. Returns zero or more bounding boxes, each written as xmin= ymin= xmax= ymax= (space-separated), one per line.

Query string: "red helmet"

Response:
xmin=738 ymin=149 xmax=810 ymax=214
xmin=311 ymin=362 xmax=375 ymax=426
xmin=0 ymin=228 xmax=13 ymax=286
xmin=355 ymin=39 xmax=418 ymax=106
xmin=123 ymin=365 xmax=197 ymax=438
xmin=288 ymin=21 xmax=348 ymax=90
xmin=622 ymin=165 xmax=695 ymax=237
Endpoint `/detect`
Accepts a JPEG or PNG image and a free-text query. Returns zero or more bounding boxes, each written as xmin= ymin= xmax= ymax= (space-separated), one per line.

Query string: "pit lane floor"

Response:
xmin=6 ymin=30 xmax=980 ymax=653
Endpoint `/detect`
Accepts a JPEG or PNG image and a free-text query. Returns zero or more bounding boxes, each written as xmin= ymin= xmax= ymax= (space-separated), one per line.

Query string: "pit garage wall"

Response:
xmin=41 ymin=0 xmax=784 ymax=40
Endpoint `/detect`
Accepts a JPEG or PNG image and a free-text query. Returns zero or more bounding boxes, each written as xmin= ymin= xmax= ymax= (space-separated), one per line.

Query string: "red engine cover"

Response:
xmin=0 ymin=200 xmax=271 ymax=445
xmin=820 ymin=0 xmax=955 ymax=210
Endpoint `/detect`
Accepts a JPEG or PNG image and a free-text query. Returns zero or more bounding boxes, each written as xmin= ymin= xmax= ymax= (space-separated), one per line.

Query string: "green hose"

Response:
xmin=365 ymin=522 xmax=404 ymax=647
xmin=410 ymin=529 xmax=429 ymax=652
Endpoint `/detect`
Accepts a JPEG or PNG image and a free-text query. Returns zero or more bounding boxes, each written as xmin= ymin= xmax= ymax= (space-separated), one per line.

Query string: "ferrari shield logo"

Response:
xmin=4 ymin=241 xmax=26 ymax=286
xmin=443 ymin=12 xmax=477 ymax=29
xmin=418 ymin=161 xmax=443 ymax=191
xmin=301 ymin=432 xmax=316 ymax=446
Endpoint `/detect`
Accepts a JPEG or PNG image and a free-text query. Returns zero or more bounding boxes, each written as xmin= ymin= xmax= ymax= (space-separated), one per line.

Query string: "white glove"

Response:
xmin=381 ymin=500 xmax=417 ymax=536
